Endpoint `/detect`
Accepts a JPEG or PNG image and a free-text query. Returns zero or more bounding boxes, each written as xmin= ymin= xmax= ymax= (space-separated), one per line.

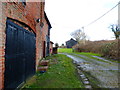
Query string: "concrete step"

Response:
xmin=39 ymin=60 xmax=49 ymax=66
xmin=37 ymin=66 xmax=49 ymax=72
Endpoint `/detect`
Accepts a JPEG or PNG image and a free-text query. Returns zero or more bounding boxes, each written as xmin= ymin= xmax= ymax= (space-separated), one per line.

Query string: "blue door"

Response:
xmin=5 ymin=20 xmax=36 ymax=88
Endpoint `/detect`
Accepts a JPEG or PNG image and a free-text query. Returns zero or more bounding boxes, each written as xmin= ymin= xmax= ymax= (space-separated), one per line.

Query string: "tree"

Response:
xmin=110 ymin=24 xmax=120 ymax=39
xmin=55 ymin=43 xmax=59 ymax=47
xmin=61 ymin=44 xmax=64 ymax=46
xmin=71 ymin=29 xmax=87 ymax=44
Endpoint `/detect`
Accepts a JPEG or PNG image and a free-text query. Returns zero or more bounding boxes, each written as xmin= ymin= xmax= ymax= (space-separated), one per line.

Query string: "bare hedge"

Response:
xmin=72 ymin=40 xmax=118 ymax=60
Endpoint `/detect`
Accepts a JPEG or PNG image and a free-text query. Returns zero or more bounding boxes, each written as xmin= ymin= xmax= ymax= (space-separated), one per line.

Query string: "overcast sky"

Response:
xmin=45 ymin=0 xmax=119 ymax=45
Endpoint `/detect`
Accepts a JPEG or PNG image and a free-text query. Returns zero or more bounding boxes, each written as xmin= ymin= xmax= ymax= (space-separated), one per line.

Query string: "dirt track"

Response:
xmin=62 ymin=53 xmax=119 ymax=88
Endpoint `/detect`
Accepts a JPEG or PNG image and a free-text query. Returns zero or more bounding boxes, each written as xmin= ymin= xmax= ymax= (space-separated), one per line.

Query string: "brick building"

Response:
xmin=0 ymin=0 xmax=52 ymax=89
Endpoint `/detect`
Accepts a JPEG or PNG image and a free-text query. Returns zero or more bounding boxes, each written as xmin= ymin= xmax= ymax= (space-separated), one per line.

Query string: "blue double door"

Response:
xmin=5 ymin=20 xmax=36 ymax=88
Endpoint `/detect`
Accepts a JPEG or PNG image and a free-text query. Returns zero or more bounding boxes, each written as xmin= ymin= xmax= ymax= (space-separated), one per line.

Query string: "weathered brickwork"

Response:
xmin=41 ymin=16 xmax=49 ymax=56
xmin=0 ymin=0 xmax=50 ymax=89
xmin=0 ymin=1 xmax=6 ymax=89
xmin=42 ymin=17 xmax=49 ymax=41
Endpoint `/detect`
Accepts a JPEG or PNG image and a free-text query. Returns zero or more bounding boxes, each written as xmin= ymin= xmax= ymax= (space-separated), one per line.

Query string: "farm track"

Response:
xmin=61 ymin=53 xmax=119 ymax=88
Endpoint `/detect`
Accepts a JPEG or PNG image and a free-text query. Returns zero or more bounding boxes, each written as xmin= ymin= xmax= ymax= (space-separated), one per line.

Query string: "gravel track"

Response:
xmin=62 ymin=53 xmax=119 ymax=88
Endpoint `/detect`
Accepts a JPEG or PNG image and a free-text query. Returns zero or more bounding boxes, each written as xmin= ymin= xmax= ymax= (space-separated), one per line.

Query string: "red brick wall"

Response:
xmin=36 ymin=2 xmax=46 ymax=65
xmin=0 ymin=1 xmax=47 ymax=89
xmin=42 ymin=17 xmax=49 ymax=41
xmin=0 ymin=1 xmax=6 ymax=89
xmin=41 ymin=15 xmax=49 ymax=57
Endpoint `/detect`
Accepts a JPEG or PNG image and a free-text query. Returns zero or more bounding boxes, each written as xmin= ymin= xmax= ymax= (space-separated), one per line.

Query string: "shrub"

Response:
xmin=72 ymin=40 xmax=118 ymax=60
xmin=100 ymin=41 xmax=118 ymax=59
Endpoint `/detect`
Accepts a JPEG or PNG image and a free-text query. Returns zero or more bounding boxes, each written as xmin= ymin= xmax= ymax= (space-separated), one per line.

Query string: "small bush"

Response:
xmin=101 ymin=41 xmax=118 ymax=59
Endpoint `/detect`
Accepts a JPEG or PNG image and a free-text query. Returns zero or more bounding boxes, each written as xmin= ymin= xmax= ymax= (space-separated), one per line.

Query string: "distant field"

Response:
xmin=58 ymin=48 xmax=101 ymax=56
xmin=58 ymin=48 xmax=73 ymax=53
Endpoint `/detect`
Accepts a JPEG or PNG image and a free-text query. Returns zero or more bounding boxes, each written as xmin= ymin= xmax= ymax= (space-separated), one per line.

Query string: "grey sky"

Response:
xmin=45 ymin=0 xmax=119 ymax=45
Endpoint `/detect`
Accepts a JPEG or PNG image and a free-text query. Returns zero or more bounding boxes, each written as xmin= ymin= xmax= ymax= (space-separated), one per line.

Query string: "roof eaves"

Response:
xmin=44 ymin=11 xmax=52 ymax=29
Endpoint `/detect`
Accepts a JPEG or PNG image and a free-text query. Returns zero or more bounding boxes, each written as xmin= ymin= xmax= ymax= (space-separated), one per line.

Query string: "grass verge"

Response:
xmin=58 ymin=48 xmax=73 ymax=53
xmin=58 ymin=48 xmax=101 ymax=56
xmin=22 ymin=54 xmax=84 ymax=88
xmin=58 ymin=48 xmax=119 ymax=63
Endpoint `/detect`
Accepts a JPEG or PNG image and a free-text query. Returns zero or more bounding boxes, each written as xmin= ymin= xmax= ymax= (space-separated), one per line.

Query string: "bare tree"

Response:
xmin=61 ymin=43 xmax=64 ymax=46
xmin=110 ymin=24 xmax=120 ymax=39
xmin=71 ymin=29 xmax=87 ymax=44
xmin=55 ymin=43 xmax=59 ymax=48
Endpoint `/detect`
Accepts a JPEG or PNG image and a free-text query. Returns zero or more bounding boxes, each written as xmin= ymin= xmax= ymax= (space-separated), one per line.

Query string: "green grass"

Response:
xmin=59 ymin=48 xmax=119 ymax=63
xmin=58 ymin=48 xmax=73 ymax=53
xmin=58 ymin=48 xmax=101 ymax=56
xmin=58 ymin=48 xmax=120 ymax=63
xmin=23 ymin=54 xmax=84 ymax=88
xmin=77 ymin=52 xmax=101 ymax=56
